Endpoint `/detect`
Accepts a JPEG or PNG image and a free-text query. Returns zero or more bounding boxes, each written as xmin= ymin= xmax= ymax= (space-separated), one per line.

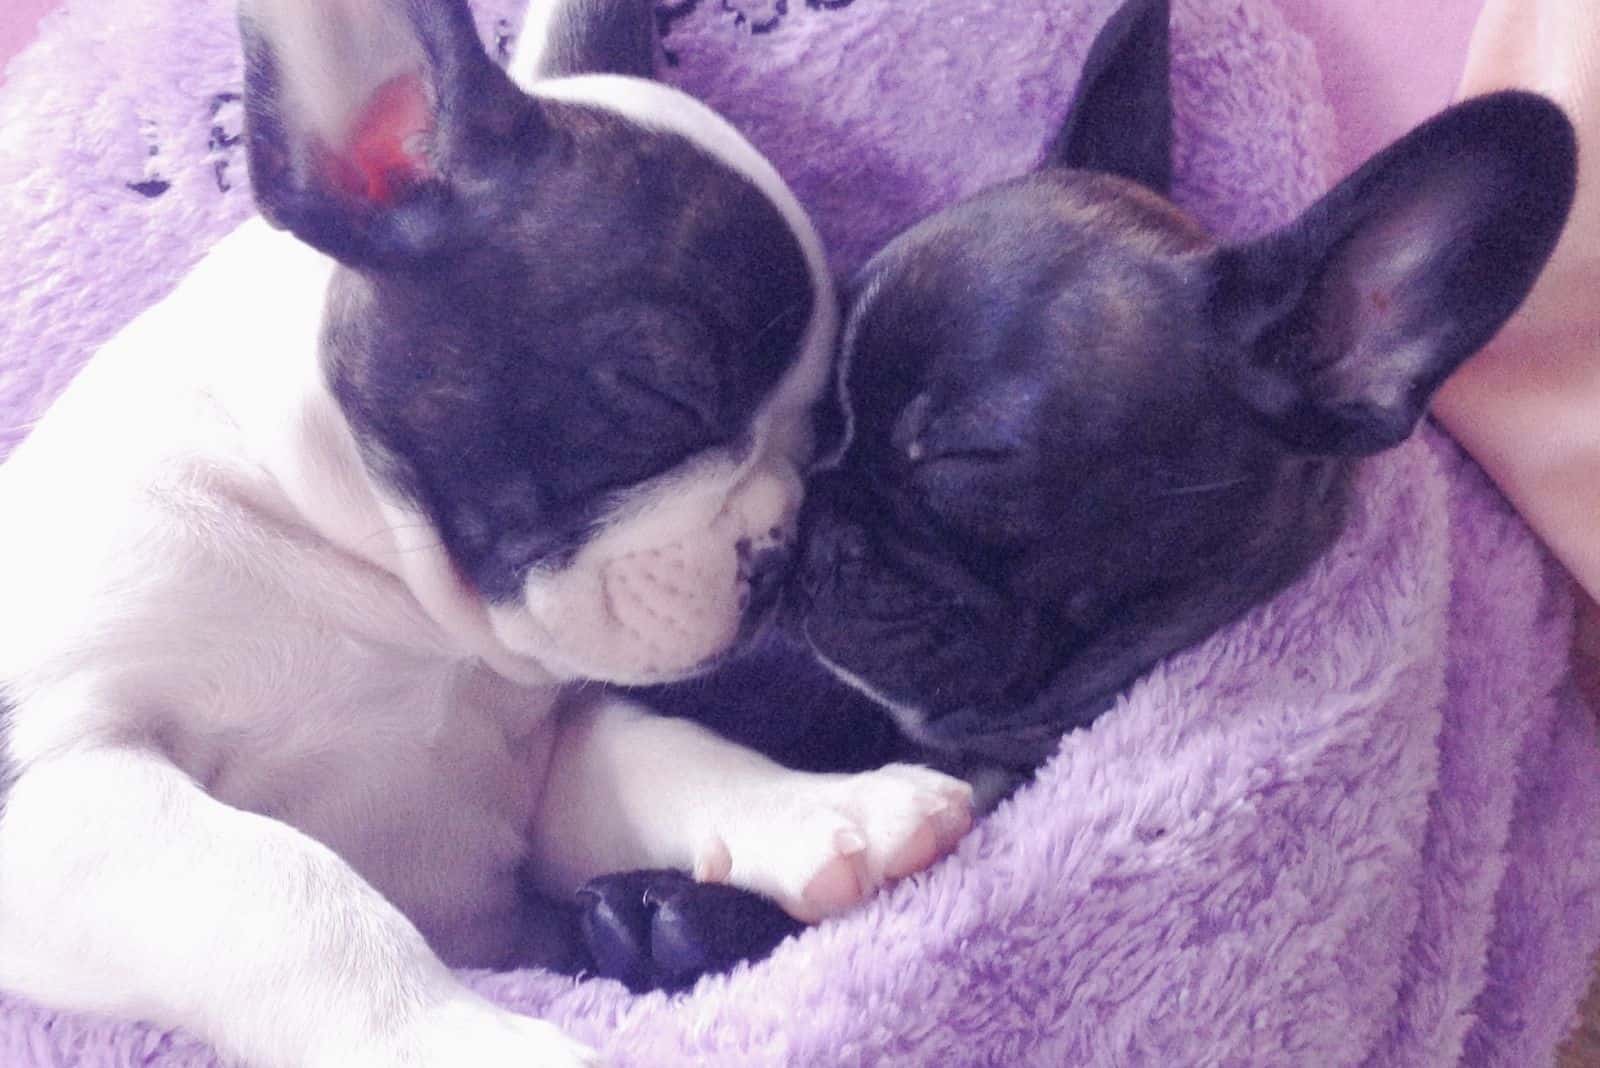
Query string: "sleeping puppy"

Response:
xmin=0 ymin=1 xmax=973 ymax=1064
xmin=578 ymin=0 xmax=1578 ymax=992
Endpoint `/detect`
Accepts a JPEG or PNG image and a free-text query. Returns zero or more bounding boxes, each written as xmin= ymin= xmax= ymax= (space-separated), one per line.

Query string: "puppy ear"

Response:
xmin=509 ymin=0 xmax=657 ymax=83
xmin=1209 ymin=92 xmax=1577 ymax=456
xmin=1042 ymin=0 xmax=1172 ymax=195
xmin=240 ymin=0 xmax=541 ymax=268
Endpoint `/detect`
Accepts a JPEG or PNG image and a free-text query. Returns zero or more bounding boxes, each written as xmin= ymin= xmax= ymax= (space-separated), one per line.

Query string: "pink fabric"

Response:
xmin=1432 ymin=0 xmax=1600 ymax=613
xmin=1274 ymin=0 xmax=1483 ymax=175
xmin=0 ymin=0 xmax=57 ymax=86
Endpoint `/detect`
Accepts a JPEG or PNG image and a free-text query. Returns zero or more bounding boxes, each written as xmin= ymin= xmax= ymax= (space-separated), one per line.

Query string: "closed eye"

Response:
xmin=598 ymin=367 xmax=720 ymax=437
xmin=895 ymin=393 xmax=1028 ymax=470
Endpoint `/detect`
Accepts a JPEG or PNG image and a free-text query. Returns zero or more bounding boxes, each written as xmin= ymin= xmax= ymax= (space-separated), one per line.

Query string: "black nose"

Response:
xmin=799 ymin=469 xmax=883 ymax=555
xmin=802 ymin=513 xmax=869 ymax=576
xmin=743 ymin=544 xmax=793 ymax=617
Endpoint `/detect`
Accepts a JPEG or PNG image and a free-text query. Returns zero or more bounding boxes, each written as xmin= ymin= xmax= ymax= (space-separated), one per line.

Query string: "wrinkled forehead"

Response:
xmin=835 ymin=174 xmax=1221 ymax=450
xmin=850 ymin=172 xmax=1214 ymax=350
xmin=856 ymin=173 xmax=1209 ymax=307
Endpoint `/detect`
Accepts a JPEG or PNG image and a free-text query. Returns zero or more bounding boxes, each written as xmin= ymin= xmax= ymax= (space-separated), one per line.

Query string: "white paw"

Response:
xmin=335 ymin=994 xmax=601 ymax=1068
xmin=701 ymin=763 xmax=974 ymax=923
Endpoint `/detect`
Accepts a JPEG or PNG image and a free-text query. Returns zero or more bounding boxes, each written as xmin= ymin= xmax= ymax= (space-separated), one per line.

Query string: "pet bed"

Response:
xmin=2 ymin=0 xmax=1599 ymax=1064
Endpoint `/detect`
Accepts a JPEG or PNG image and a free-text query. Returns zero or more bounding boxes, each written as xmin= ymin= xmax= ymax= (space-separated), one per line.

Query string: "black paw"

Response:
xmin=576 ymin=870 xmax=803 ymax=993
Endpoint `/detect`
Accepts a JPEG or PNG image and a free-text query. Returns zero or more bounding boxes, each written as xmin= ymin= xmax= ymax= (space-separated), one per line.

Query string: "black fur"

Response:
xmin=629 ymin=630 xmax=905 ymax=773
xmin=321 ymin=105 xmax=812 ymax=598
xmin=800 ymin=90 xmax=1574 ymax=764
xmin=576 ymin=869 xmax=802 ymax=992
xmin=796 ymin=165 xmax=1354 ymax=764
xmin=242 ymin=0 xmax=813 ymax=600
xmin=1209 ymin=91 xmax=1578 ymax=455
xmin=1044 ymin=0 xmax=1171 ymax=194
xmin=580 ymin=0 xmax=1578 ymax=990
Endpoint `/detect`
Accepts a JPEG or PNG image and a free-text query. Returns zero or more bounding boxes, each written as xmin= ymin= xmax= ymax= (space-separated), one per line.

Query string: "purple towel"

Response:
xmin=3 ymin=0 xmax=1598 ymax=1064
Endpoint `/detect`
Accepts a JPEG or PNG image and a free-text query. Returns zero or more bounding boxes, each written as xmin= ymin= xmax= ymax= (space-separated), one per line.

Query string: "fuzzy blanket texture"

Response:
xmin=3 ymin=0 xmax=1599 ymax=1065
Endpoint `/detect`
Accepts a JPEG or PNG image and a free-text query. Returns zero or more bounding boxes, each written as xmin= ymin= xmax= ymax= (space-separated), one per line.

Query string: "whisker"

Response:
xmin=383 ymin=542 xmax=450 ymax=558
xmin=1156 ymin=476 xmax=1250 ymax=498
xmin=355 ymin=521 xmax=443 ymax=554
xmin=742 ymin=298 xmax=811 ymax=363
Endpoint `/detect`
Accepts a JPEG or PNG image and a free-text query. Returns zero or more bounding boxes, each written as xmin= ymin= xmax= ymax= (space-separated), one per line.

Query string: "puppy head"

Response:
xmin=796 ymin=0 xmax=1575 ymax=763
xmin=241 ymin=0 xmax=836 ymax=685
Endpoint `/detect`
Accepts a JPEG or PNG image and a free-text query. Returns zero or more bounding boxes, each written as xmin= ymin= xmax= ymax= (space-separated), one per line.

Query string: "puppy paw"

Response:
xmin=708 ymin=763 xmax=973 ymax=922
xmin=576 ymin=870 xmax=802 ymax=992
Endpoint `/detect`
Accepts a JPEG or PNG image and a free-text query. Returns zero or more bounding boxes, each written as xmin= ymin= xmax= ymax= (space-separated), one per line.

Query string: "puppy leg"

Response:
xmin=531 ymin=695 xmax=974 ymax=923
xmin=0 ymin=746 xmax=597 ymax=1068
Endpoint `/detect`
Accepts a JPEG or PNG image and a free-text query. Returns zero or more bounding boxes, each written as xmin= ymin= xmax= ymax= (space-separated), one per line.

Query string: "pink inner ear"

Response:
xmin=324 ymin=72 xmax=433 ymax=205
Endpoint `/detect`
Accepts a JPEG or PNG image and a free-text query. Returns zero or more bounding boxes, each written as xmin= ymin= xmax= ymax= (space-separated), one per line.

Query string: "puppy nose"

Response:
xmin=744 ymin=544 xmax=794 ymax=616
xmin=803 ymin=515 xmax=870 ymax=577
xmin=801 ymin=468 xmax=885 ymax=542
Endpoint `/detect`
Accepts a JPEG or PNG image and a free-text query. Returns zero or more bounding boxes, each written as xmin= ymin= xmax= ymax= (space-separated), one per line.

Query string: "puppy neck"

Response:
xmin=205 ymin=221 xmax=558 ymax=687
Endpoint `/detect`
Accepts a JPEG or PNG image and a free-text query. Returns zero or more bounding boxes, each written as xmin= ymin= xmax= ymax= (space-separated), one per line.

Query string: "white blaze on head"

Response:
xmin=257 ymin=17 xmax=839 ymax=687
xmin=532 ymin=73 xmax=841 ymax=434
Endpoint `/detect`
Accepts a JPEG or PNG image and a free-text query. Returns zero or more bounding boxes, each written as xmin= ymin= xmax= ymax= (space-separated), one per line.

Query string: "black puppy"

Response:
xmin=576 ymin=0 xmax=1578 ymax=991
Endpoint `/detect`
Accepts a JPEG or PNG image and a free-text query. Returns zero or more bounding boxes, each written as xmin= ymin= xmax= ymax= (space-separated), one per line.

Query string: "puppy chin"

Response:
xmin=485 ymin=458 xmax=804 ymax=684
xmin=487 ymin=541 xmax=751 ymax=686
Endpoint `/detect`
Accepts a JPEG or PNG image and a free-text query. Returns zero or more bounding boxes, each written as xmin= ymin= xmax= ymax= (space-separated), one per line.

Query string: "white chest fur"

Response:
xmin=0 ymin=221 xmax=562 ymax=967
xmin=205 ymin=640 xmax=560 ymax=967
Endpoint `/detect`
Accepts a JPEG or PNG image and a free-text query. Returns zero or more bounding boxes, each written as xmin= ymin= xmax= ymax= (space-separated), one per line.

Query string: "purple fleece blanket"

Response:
xmin=4 ymin=0 xmax=1599 ymax=1064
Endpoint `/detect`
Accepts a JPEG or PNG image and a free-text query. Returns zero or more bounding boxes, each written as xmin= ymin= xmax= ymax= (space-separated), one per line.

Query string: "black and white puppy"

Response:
xmin=579 ymin=0 xmax=1577 ymax=991
xmin=0 ymin=1 xmax=971 ymax=1064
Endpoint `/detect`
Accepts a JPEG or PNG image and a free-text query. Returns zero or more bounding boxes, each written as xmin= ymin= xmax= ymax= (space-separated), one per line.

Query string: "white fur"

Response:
xmin=807 ymin=637 xmax=930 ymax=740
xmin=506 ymin=0 xmax=567 ymax=83
xmin=0 ymin=4 xmax=966 ymax=1067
